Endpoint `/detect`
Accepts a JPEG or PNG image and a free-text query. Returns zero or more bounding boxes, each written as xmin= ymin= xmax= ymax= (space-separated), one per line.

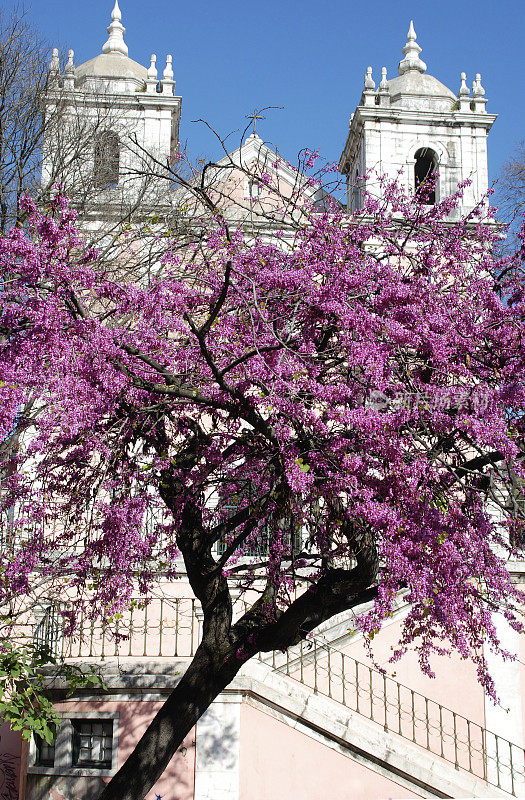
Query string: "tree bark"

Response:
xmin=96 ymin=508 xmax=379 ymax=800
xmin=97 ymin=639 xmax=247 ymax=800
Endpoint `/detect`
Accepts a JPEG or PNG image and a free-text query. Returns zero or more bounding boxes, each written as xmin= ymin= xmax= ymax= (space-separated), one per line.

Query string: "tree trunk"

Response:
xmin=97 ymin=640 xmax=245 ymax=800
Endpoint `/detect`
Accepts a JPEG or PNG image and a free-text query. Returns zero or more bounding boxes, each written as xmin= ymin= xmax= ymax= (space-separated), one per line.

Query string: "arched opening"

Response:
xmin=93 ymin=131 xmax=120 ymax=188
xmin=414 ymin=147 xmax=437 ymax=204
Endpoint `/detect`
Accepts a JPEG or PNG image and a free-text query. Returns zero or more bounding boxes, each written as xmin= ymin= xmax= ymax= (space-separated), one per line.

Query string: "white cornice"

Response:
xmin=349 ymin=104 xmax=497 ymax=126
xmin=45 ymin=89 xmax=182 ymax=110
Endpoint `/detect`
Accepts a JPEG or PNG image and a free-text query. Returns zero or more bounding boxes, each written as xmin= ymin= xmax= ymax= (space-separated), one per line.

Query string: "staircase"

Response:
xmin=251 ymin=637 xmax=525 ymax=798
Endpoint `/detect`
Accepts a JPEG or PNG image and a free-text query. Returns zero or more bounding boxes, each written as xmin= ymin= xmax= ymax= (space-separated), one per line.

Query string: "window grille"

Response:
xmin=72 ymin=720 xmax=113 ymax=768
xmin=0 ymin=503 xmax=16 ymax=553
xmin=33 ymin=604 xmax=64 ymax=658
xmin=217 ymin=503 xmax=302 ymax=558
xmin=509 ymin=472 xmax=525 ymax=550
xmin=244 ymin=178 xmax=260 ymax=201
xmin=93 ymin=131 xmax=120 ymax=188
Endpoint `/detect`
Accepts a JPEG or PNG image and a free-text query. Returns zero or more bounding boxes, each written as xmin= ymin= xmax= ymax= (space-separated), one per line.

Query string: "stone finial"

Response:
xmin=48 ymin=48 xmax=60 ymax=87
xmin=362 ymin=66 xmax=376 ymax=107
xmin=102 ymin=0 xmax=129 ymax=57
xmin=472 ymin=72 xmax=487 ymax=113
xmin=65 ymin=49 xmax=75 ymax=73
xmin=147 ymin=54 xmax=157 ymax=81
xmin=49 ymin=48 xmax=60 ymax=76
xmin=472 ymin=73 xmax=485 ymax=97
xmin=458 ymin=71 xmax=471 ymax=111
xmin=64 ymin=49 xmax=75 ymax=90
xmin=161 ymin=54 xmax=174 ymax=95
xmin=146 ymin=54 xmax=157 ymax=93
xmin=163 ymin=54 xmax=174 ymax=81
xmin=378 ymin=66 xmax=390 ymax=106
xmin=364 ymin=66 xmax=375 ymax=90
xmin=398 ymin=20 xmax=427 ymax=75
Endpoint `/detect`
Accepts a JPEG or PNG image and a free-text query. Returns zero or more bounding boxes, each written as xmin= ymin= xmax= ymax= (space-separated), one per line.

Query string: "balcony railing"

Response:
xmin=35 ymin=597 xmax=201 ymax=661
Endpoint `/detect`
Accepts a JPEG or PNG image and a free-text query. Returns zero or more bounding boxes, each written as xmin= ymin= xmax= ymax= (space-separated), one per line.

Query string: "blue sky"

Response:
xmin=29 ymin=0 xmax=523 ymax=185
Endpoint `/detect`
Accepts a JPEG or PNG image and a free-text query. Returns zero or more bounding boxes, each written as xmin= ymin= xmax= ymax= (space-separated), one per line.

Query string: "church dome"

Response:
xmin=76 ymin=53 xmax=147 ymax=82
xmin=387 ymin=71 xmax=456 ymax=112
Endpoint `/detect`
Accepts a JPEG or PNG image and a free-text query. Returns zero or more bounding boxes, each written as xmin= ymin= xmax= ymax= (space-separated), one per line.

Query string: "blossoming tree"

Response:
xmin=1 ymin=167 xmax=525 ymax=800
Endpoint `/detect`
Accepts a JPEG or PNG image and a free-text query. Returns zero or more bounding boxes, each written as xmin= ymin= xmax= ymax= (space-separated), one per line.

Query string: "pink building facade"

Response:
xmin=8 ymin=587 xmax=525 ymax=800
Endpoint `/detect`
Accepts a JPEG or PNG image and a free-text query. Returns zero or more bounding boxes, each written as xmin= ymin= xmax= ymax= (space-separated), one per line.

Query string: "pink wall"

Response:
xmin=40 ymin=700 xmax=195 ymax=800
xmin=209 ymin=157 xmax=307 ymax=216
xmin=341 ymin=616 xmax=486 ymax=728
xmin=0 ymin=723 xmax=22 ymax=800
xmin=239 ymin=702 xmax=422 ymax=800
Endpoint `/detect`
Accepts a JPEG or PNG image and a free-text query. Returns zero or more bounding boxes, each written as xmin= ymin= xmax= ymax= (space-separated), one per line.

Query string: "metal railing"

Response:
xmin=36 ymin=597 xmax=201 ymax=661
xmin=266 ymin=638 xmax=525 ymax=796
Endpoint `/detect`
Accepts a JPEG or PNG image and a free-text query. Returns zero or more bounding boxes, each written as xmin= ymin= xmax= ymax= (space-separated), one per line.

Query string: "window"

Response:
xmin=35 ymin=736 xmax=55 ymax=767
xmin=0 ymin=502 xmax=16 ymax=553
xmin=244 ymin=178 xmax=260 ymax=201
xmin=509 ymin=472 xmax=525 ymax=550
xmin=351 ymin=170 xmax=362 ymax=211
xmin=28 ymin=713 xmax=118 ymax=777
xmin=72 ymin=720 xmax=113 ymax=769
xmin=33 ymin=603 xmax=64 ymax=657
xmin=93 ymin=131 xmax=119 ymax=188
xmin=414 ymin=147 xmax=437 ymax=204
xmin=217 ymin=507 xmax=269 ymax=557
xmin=217 ymin=502 xmax=302 ymax=558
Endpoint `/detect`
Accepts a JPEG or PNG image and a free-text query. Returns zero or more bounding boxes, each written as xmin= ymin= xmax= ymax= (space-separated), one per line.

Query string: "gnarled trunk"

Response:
xmin=97 ymin=640 xmax=246 ymax=800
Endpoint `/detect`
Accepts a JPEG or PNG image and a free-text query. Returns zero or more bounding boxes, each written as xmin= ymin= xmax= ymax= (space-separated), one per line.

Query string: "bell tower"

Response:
xmin=42 ymin=2 xmax=182 ymax=214
xmin=338 ymin=22 xmax=497 ymax=215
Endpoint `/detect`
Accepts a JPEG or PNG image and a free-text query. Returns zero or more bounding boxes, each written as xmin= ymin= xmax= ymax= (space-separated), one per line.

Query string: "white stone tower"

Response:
xmin=42 ymin=1 xmax=182 ymax=212
xmin=339 ymin=22 xmax=496 ymax=214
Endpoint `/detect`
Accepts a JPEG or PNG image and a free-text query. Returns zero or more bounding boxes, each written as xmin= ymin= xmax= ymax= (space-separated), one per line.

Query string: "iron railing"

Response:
xmin=36 ymin=597 xmax=200 ymax=661
xmin=267 ymin=638 xmax=525 ymax=796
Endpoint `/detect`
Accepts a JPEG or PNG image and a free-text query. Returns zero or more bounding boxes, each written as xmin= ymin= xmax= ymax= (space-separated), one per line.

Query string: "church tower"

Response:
xmin=338 ymin=22 xmax=496 ymax=215
xmin=42 ymin=2 xmax=181 ymax=213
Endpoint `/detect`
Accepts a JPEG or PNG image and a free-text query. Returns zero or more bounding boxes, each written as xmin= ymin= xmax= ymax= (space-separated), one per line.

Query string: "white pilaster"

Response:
xmin=194 ymin=696 xmax=241 ymax=800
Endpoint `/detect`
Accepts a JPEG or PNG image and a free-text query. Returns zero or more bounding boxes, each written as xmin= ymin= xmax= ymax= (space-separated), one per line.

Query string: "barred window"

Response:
xmin=244 ymin=178 xmax=260 ymax=201
xmin=217 ymin=502 xmax=301 ymax=558
xmin=72 ymin=720 xmax=113 ymax=768
xmin=33 ymin=603 xmax=63 ymax=658
xmin=0 ymin=502 xmax=16 ymax=553
xmin=93 ymin=131 xmax=119 ymax=188
xmin=509 ymin=472 xmax=525 ymax=550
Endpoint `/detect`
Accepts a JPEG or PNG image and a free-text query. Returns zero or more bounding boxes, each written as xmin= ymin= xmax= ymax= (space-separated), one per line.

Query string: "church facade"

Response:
xmin=3 ymin=6 xmax=525 ymax=800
